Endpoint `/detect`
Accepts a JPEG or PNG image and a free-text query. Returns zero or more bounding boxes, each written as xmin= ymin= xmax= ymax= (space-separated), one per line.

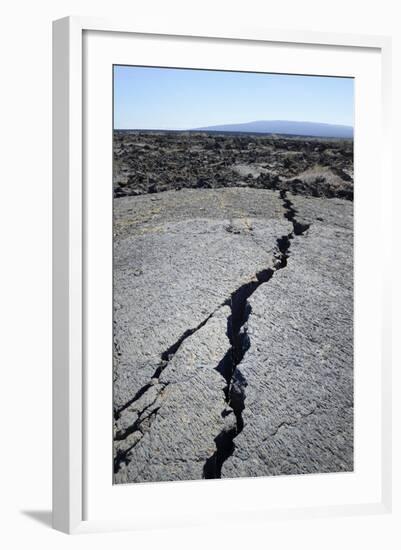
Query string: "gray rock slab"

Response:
xmin=113 ymin=188 xmax=291 ymax=412
xmin=113 ymin=186 xmax=353 ymax=483
xmin=114 ymin=305 xmax=236 ymax=483
xmin=222 ymin=195 xmax=353 ymax=478
xmin=290 ymin=193 xmax=353 ymax=231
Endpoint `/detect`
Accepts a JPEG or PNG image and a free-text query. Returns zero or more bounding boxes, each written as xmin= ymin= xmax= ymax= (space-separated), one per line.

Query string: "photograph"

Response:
xmin=112 ymin=65 xmax=354 ymax=484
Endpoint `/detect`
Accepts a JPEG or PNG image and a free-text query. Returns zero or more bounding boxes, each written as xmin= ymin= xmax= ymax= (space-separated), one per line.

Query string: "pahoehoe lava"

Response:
xmin=114 ymin=190 xmax=310 ymax=477
xmin=203 ymin=190 xmax=310 ymax=479
xmin=113 ymin=308 xmax=224 ymax=473
xmin=114 ymin=308 xmax=222 ymax=420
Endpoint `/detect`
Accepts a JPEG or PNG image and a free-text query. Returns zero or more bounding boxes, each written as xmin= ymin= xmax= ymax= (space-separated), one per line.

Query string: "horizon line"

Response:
xmin=115 ymin=119 xmax=354 ymax=132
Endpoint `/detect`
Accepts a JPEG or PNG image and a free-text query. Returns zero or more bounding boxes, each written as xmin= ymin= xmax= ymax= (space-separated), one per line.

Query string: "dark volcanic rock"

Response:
xmin=113 ymin=131 xmax=353 ymax=200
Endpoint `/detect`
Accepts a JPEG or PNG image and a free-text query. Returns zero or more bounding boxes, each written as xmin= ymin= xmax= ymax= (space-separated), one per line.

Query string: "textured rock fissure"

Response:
xmin=203 ymin=270 xmax=273 ymax=479
xmin=114 ymin=306 xmax=228 ymax=473
xmin=115 ymin=307 xmax=223 ymax=420
xmin=115 ymin=392 xmax=164 ymax=441
xmin=114 ymin=189 xmax=311 ymax=477
xmin=203 ymin=190 xmax=311 ymax=479
xmin=114 ymin=406 xmax=162 ymax=473
xmin=280 ymin=189 xmax=310 ymax=236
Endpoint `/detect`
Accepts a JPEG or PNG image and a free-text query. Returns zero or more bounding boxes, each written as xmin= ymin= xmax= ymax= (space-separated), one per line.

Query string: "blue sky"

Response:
xmin=114 ymin=66 xmax=354 ymax=130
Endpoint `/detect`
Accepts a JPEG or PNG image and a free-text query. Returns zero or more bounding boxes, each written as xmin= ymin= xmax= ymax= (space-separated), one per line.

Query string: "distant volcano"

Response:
xmin=191 ymin=120 xmax=353 ymax=138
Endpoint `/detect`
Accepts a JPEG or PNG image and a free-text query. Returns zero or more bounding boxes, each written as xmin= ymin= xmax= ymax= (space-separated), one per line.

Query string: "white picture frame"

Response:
xmin=52 ymin=16 xmax=392 ymax=534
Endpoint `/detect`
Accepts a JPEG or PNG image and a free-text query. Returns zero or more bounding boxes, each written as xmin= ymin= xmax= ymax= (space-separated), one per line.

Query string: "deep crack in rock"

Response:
xmin=114 ymin=190 xmax=310 ymax=478
xmin=114 ymin=305 xmax=227 ymax=473
xmin=203 ymin=190 xmax=310 ymax=479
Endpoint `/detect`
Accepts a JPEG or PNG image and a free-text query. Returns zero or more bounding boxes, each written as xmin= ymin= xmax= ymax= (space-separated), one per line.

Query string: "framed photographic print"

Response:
xmin=52 ymin=17 xmax=392 ymax=533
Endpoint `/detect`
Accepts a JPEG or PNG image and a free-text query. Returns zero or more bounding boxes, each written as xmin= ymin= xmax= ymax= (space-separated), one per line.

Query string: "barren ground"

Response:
xmin=113 ymin=132 xmax=353 ymax=483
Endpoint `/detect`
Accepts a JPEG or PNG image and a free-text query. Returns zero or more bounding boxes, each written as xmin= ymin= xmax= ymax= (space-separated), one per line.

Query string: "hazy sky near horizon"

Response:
xmin=114 ymin=66 xmax=354 ymax=130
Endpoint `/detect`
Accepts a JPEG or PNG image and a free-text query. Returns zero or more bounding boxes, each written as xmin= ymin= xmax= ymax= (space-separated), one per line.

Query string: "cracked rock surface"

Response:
xmin=222 ymin=195 xmax=353 ymax=477
xmin=113 ymin=134 xmax=353 ymax=484
xmin=115 ymin=305 xmax=236 ymax=483
xmin=113 ymin=188 xmax=290 ymax=413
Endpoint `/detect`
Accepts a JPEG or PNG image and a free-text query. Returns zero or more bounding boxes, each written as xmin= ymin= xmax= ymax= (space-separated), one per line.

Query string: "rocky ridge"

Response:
xmin=114 ymin=131 xmax=353 ymax=200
